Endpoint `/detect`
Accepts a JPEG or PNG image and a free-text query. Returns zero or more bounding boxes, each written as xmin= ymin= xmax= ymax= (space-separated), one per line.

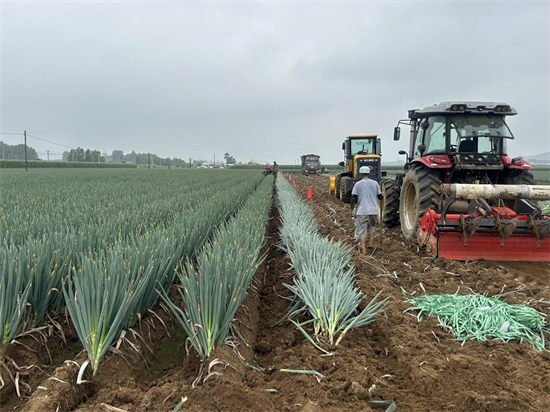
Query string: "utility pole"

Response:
xmin=148 ymin=153 xmax=151 ymax=169
xmin=213 ymin=154 xmax=215 ymax=168
xmin=24 ymin=130 xmax=28 ymax=172
xmin=47 ymin=150 xmax=50 ymax=161
xmin=189 ymin=157 xmax=191 ymax=169
xmin=2 ymin=143 xmax=5 ymax=159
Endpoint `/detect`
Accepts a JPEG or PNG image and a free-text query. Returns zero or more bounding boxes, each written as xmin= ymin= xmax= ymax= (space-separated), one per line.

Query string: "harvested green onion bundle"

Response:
xmin=405 ymin=292 xmax=548 ymax=350
xmin=277 ymin=177 xmax=387 ymax=346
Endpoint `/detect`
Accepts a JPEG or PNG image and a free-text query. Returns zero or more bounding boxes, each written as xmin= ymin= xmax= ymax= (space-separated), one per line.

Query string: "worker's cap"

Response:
xmin=359 ymin=166 xmax=371 ymax=174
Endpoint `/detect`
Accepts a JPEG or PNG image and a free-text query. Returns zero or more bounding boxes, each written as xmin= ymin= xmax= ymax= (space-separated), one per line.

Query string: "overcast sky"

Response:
xmin=1 ymin=0 xmax=548 ymax=164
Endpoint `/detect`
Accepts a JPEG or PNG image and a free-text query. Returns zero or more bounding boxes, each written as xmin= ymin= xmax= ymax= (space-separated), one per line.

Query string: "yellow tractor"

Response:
xmin=330 ymin=135 xmax=387 ymax=203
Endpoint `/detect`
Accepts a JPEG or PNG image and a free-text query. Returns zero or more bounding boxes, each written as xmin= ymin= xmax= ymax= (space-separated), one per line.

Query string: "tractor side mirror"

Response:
xmin=342 ymin=142 xmax=345 ymax=150
xmin=393 ymin=127 xmax=401 ymax=141
xmin=418 ymin=143 xmax=426 ymax=155
xmin=338 ymin=161 xmax=345 ymax=167
xmin=377 ymin=137 xmax=381 ymax=155
xmin=398 ymin=150 xmax=407 ymax=155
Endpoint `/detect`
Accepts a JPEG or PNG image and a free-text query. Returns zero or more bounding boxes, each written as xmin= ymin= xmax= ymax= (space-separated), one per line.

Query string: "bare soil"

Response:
xmin=2 ymin=174 xmax=549 ymax=412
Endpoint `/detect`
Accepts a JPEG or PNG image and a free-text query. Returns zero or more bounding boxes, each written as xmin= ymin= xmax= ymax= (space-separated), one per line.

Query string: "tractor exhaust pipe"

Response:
xmin=442 ymin=184 xmax=550 ymax=201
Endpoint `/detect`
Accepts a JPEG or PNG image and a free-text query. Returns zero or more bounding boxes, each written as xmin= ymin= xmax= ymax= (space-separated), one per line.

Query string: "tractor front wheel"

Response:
xmin=335 ymin=174 xmax=342 ymax=200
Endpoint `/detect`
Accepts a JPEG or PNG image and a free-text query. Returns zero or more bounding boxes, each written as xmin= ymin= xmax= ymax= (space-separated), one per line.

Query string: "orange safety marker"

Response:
xmin=307 ymin=186 xmax=313 ymax=199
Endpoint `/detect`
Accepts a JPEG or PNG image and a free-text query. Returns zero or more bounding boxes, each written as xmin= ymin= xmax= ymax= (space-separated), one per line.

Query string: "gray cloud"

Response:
xmin=1 ymin=1 xmax=548 ymax=163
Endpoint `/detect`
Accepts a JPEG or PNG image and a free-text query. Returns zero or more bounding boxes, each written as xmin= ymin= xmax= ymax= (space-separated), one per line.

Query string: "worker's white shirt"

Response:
xmin=352 ymin=178 xmax=381 ymax=215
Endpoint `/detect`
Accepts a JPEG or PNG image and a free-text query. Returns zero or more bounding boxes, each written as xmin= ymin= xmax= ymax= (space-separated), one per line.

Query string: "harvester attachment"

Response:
xmin=417 ymin=184 xmax=550 ymax=261
xmin=528 ymin=215 xmax=550 ymax=248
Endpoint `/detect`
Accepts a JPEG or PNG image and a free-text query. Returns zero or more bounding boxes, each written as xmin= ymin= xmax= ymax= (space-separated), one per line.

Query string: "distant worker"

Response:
xmin=263 ymin=165 xmax=272 ymax=176
xmin=273 ymin=161 xmax=279 ymax=178
xmin=350 ymin=166 xmax=383 ymax=254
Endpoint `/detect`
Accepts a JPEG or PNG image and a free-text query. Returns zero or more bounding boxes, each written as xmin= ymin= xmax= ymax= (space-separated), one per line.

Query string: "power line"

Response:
xmin=1 ymin=132 xmax=74 ymax=149
xmin=26 ymin=134 xmax=73 ymax=149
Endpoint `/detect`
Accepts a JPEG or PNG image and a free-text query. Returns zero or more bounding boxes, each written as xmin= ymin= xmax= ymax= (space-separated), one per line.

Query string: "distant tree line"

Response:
xmin=63 ymin=148 xmax=104 ymax=162
xmin=110 ymin=150 xmax=203 ymax=168
xmin=2 ymin=140 xmax=241 ymax=169
xmin=0 ymin=141 xmax=39 ymax=160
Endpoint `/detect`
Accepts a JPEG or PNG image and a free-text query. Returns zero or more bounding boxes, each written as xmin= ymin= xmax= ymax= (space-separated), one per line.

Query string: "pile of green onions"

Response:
xmin=276 ymin=177 xmax=387 ymax=346
xmin=405 ymin=292 xmax=548 ymax=350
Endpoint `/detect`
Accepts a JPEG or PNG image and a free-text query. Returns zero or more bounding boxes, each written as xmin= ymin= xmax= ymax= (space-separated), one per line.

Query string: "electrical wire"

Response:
xmin=1 ymin=132 xmax=73 ymax=149
xmin=26 ymin=135 xmax=73 ymax=149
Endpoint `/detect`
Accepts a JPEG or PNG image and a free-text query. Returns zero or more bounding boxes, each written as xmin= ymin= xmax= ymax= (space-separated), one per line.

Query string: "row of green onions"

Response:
xmin=160 ymin=177 xmax=273 ymax=358
xmin=63 ymin=179 xmax=263 ymax=374
xmin=276 ymin=177 xmax=388 ymax=346
xmin=1 ymin=170 xmax=263 ymax=370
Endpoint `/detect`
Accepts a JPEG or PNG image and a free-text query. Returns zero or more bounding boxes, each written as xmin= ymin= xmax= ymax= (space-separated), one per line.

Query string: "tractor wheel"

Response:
xmin=502 ymin=169 xmax=536 ymax=185
xmin=335 ymin=174 xmax=342 ymax=199
xmin=340 ymin=178 xmax=351 ymax=203
xmin=501 ymin=169 xmax=537 ymax=207
xmin=399 ymin=165 xmax=442 ymax=243
xmin=380 ymin=178 xmax=400 ymax=227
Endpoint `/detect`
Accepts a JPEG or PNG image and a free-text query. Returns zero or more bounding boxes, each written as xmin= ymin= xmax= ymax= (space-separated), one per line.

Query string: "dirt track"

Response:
xmin=2 ymin=174 xmax=549 ymax=412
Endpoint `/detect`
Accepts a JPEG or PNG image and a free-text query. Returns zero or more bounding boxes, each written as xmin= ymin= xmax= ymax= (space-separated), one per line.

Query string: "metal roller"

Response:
xmin=442 ymin=184 xmax=550 ymax=201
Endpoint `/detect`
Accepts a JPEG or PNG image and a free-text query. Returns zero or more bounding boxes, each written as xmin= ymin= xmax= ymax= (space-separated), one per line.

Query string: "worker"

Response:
xmin=350 ymin=166 xmax=383 ymax=254
xmin=273 ymin=161 xmax=279 ymax=178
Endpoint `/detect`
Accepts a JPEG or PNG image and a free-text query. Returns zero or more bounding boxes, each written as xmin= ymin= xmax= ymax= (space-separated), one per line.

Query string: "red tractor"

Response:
xmin=383 ymin=101 xmax=550 ymax=261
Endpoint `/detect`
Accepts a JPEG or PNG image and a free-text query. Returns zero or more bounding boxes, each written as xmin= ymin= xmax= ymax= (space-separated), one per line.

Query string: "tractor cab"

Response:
xmin=393 ymin=102 xmax=522 ymax=182
xmin=333 ymin=135 xmax=387 ymax=203
xmin=341 ymin=135 xmax=383 ymax=180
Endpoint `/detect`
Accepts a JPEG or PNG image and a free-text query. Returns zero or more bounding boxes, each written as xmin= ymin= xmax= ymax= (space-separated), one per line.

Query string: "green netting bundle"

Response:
xmin=405 ymin=292 xmax=548 ymax=351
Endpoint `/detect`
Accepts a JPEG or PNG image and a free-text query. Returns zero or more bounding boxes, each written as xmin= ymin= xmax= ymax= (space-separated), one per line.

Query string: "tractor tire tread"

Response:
xmin=400 ymin=165 xmax=442 ymax=243
xmin=381 ymin=178 xmax=400 ymax=227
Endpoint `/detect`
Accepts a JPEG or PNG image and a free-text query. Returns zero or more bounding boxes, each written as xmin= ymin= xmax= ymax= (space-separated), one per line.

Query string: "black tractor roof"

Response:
xmin=346 ymin=134 xmax=378 ymax=139
xmin=410 ymin=102 xmax=517 ymax=118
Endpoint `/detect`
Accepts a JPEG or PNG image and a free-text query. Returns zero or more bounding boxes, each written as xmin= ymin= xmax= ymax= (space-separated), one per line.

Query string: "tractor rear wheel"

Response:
xmin=335 ymin=174 xmax=342 ymax=199
xmin=501 ymin=169 xmax=537 ymax=208
xmin=380 ymin=178 xmax=400 ymax=227
xmin=502 ymin=169 xmax=536 ymax=185
xmin=399 ymin=165 xmax=442 ymax=243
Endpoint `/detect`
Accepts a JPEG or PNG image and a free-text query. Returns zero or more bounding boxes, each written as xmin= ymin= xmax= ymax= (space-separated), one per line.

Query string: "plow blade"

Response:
xmin=418 ymin=208 xmax=550 ymax=262
xmin=437 ymin=232 xmax=550 ymax=261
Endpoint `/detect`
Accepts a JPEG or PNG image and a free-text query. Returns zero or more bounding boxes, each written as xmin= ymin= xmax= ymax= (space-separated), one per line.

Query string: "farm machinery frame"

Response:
xmin=383 ymin=101 xmax=550 ymax=261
